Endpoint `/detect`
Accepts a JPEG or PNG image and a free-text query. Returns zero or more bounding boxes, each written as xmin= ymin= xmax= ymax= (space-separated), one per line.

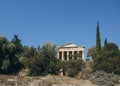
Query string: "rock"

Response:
xmin=119 ymin=80 xmax=120 ymax=83
xmin=115 ymin=84 xmax=120 ymax=86
xmin=0 ymin=75 xmax=97 ymax=86
xmin=18 ymin=69 xmax=29 ymax=77
xmin=7 ymin=79 xmax=14 ymax=82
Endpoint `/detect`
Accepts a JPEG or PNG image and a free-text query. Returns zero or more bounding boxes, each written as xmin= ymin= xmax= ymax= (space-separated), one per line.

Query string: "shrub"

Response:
xmin=61 ymin=59 xmax=85 ymax=77
xmin=90 ymin=70 xmax=118 ymax=86
xmin=93 ymin=43 xmax=120 ymax=75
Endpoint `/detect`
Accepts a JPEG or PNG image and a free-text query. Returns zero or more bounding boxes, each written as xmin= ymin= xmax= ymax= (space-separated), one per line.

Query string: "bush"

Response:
xmin=61 ymin=59 xmax=85 ymax=77
xmin=93 ymin=43 xmax=120 ymax=75
xmin=90 ymin=70 xmax=118 ymax=86
xmin=93 ymin=52 xmax=120 ymax=74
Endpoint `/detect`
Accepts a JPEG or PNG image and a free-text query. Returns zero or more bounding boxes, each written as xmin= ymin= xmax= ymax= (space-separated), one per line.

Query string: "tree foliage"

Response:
xmin=0 ymin=35 xmax=83 ymax=76
xmin=94 ymin=43 xmax=120 ymax=74
xmin=0 ymin=36 xmax=22 ymax=74
xmin=28 ymin=42 xmax=61 ymax=76
xmin=103 ymin=43 xmax=119 ymax=52
xmin=11 ymin=34 xmax=23 ymax=55
xmin=90 ymin=70 xmax=118 ymax=86
xmin=61 ymin=59 xmax=84 ymax=77
xmin=0 ymin=36 xmax=63 ymax=75
xmin=88 ymin=22 xmax=120 ymax=75
xmin=87 ymin=46 xmax=97 ymax=61
xmin=96 ymin=21 xmax=101 ymax=52
xmin=104 ymin=37 xmax=107 ymax=46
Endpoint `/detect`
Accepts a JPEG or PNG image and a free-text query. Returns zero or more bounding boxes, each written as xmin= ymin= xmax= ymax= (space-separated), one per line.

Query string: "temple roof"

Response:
xmin=59 ymin=43 xmax=85 ymax=48
xmin=59 ymin=43 xmax=78 ymax=48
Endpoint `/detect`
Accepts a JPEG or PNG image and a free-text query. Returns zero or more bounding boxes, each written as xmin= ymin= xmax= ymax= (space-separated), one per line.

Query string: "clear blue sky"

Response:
xmin=0 ymin=0 xmax=120 ymax=58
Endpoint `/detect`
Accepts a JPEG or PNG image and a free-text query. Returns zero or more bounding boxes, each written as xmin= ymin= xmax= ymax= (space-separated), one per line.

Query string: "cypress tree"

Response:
xmin=104 ymin=37 xmax=107 ymax=46
xmin=96 ymin=21 xmax=101 ymax=52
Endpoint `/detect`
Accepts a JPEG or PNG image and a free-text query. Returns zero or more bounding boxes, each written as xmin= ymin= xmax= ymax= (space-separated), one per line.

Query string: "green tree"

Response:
xmin=29 ymin=42 xmax=61 ymax=76
xmin=11 ymin=34 xmax=23 ymax=56
xmin=94 ymin=43 xmax=120 ymax=74
xmin=103 ymin=43 xmax=119 ymax=52
xmin=0 ymin=37 xmax=22 ymax=74
xmin=19 ymin=46 xmax=38 ymax=68
xmin=24 ymin=46 xmax=38 ymax=58
xmin=96 ymin=21 xmax=101 ymax=52
xmin=61 ymin=59 xmax=84 ymax=77
xmin=1 ymin=59 xmax=10 ymax=71
xmin=0 ymin=37 xmax=9 ymax=72
xmin=104 ymin=37 xmax=107 ymax=46
xmin=87 ymin=46 xmax=97 ymax=61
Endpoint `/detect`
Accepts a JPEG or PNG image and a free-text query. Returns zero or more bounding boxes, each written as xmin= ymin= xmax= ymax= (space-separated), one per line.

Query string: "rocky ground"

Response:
xmin=0 ymin=75 xmax=97 ymax=86
xmin=0 ymin=75 xmax=120 ymax=86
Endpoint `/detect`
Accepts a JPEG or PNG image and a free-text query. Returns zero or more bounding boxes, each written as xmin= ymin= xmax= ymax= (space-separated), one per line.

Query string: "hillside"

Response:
xmin=0 ymin=75 xmax=97 ymax=86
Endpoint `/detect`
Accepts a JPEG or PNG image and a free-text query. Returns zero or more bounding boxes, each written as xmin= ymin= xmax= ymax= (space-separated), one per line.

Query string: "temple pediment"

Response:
xmin=60 ymin=43 xmax=78 ymax=48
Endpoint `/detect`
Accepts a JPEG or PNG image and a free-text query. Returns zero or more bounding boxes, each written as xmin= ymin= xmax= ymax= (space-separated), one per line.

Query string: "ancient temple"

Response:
xmin=57 ymin=43 xmax=85 ymax=60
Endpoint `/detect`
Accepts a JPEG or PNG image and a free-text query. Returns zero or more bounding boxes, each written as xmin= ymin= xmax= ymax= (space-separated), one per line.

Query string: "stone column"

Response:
xmin=57 ymin=52 xmax=59 ymax=59
xmin=77 ymin=51 xmax=79 ymax=59
xmin=67 ymin=51 xmax=69 ymax=60
xmin=62 ymin=51 xmax=64 ymax=60
xmin=82 ymin=51 xmax=84 ymax=60
xmin=72 ymin=51 xmax=74 ymax=60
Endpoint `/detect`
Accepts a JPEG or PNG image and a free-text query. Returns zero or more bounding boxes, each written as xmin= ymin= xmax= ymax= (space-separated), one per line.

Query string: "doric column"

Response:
xmin=62 ymin=51 xmax=64 ymax=60
xmin=82 ymin=51 xmax=84 ymax=60
xmin=67 ymin=51 xmax=69 ymax=60
xmin=77 ymin=51 xmax=79 ymax=59
xmin=57 ymin=52 xmax=59 ymax=59
xmin=72 ymin=51 xmax=74 ymax=60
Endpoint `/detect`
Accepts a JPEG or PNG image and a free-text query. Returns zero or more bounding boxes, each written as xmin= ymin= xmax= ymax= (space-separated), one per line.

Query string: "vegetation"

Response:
xmin=86 ymin=21 xmax=120 ymax=85
xmin=87 ymin=22 xmax=102 ymax=61
xmin=93 ymin=43 xmax=120 ymax=74
xmin=77 ymin=61 xmax=92 ymax=79
xmin=104 ymin=37 xmax=107 ymax=46
xmin=87 ymin=46 xmax=97 ymax=61
xmin=28 ymin=42 xmax=61 ymax=76
xmin=11 ymin=34 xmax=23 ymax=55
xmin=0 ymin=36 xmax=22 ymax=74
xmin=61 ymin=59 xmax=84 ymax=77
xmin=90 ymin=70 xmax=118 ymax=86
xmin=96 ymin=21 xmax=101 ymax=52
xmin=0 ymin=21 xmax=119 ymax=84
xmin=0 ymin=35 xmax=85 ymax=77
xmin=88 ymin=21 xmax=120 ymax=75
